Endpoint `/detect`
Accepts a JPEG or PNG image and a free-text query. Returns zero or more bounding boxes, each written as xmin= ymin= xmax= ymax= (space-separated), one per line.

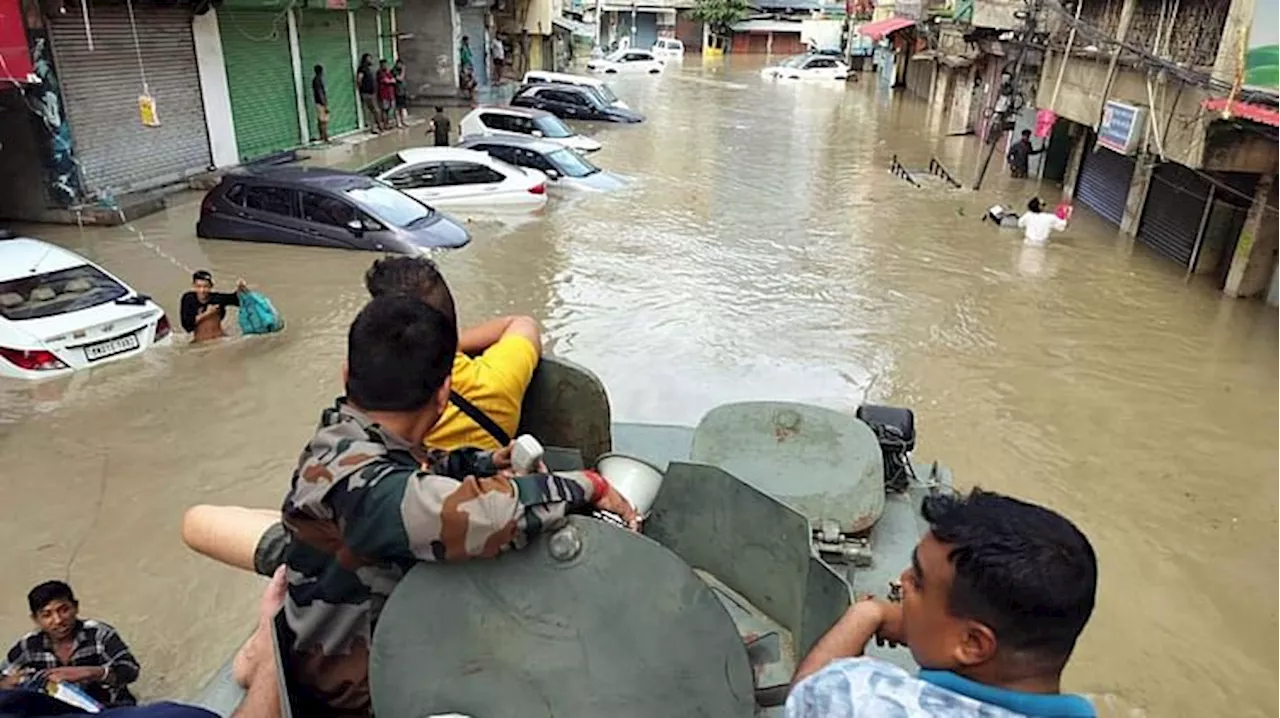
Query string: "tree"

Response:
xmin=692 ymin=0 xmax=753 ymax=43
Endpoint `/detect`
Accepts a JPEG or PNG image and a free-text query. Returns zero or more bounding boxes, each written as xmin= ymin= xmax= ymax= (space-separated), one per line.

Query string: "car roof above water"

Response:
xmin=458 ymin=134 xmax=565 ymax=154
xmin=472 ymin=104 xmax=556 ymax=120
xmin=223 ymin=165 xmax=377 ymax=192
xmin=0 ymin=238 xmax=87 ymax=282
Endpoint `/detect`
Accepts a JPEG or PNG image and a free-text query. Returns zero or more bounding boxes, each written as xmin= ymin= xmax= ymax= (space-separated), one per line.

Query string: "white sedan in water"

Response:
xmin=760 ymin=53 xmax=850 ymax=81
xmin=0 ymin=235 xmax=172 ymax=380
xmin=587 ymin=48 xmax=665 ymax=74
xmin=359 ymin=148 xmax=549 ymax=211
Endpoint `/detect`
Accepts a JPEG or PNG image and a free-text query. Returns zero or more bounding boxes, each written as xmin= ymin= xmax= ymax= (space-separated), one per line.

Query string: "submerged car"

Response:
xmin=510 ymin=83 xmax=645 ymax=123
xmin=459 ymin=106 xmax=602 ymax=153
xmin=521 ymin=70 xmax=630 ymax=110
xmin=459 ymin=135 xmax=627 ymax=193
xmin=196 ymin=166 xmax=470 ymax=253
xmin=651 ymin=38 xmax=685 ymax=61
xmin=587 ymin=48 xmax=665 ymax=74
xmin=760 ymin=53 xmax=850 ymax=81
xmin=0 ymin=236 xmax=171 ymax=380
xmin=358 ymin=148 xmax=548 ymax=211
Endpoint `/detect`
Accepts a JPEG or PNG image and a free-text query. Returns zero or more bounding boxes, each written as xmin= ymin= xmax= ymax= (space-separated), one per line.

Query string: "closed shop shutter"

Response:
xmin=458 ymin=7 xmax=488 ymax=85
xmin=298 ymin=9 xmax=358 ymax=136
xmin=1136 ymin=163 xmax=1211 ymax=267
xmin=219 ymin=9 xmax=301 ymax=161
xmin=355 ymin=8 xmax=381 ymax=63
xmin=632 ymin=13 xmax=658 ymax=49
xmin=49 ymin=6 xmax=211 ymax=196
xmin=1074 ymin=140 xmax=1135 ymax=227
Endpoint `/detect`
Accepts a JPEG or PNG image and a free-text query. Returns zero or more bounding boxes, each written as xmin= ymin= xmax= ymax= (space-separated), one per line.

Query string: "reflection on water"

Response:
xmin=1 ymin=56 xmax=1275 ymax=714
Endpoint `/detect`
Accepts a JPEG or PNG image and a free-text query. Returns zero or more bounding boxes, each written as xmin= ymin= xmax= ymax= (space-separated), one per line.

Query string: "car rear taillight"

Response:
xmin=529 ymin=183 xmax=546 ymax=195
xmin=201 ymin=192 xmax=216 ymax=214
xmin=0 ymin=347 xmax=69 ymax=371
xmin=155 ymin=314 xmax=172 ymax=341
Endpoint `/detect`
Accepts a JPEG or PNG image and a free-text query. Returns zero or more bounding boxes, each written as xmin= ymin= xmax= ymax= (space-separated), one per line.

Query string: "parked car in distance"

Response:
xmin=760 ymin=53 xmax=850 ymax=81
xmin=459 ymin=135 xmax=627 ymax=193
xmin=587 ymin=48 xmax=665 ymax=74
xmin=358 ymin=148 xmax=548 ymax=211
xmin=196 ymin=166 xmax=470 ymax=253
xmin=511 ymin=83 xmax=645 ymax=123
xmin=0 ymin=236 xmax=171 ymax=380
xmin=460 ymin=106 xmax=602 ymax=153
xmin=521 ymin=70 xmax=630 ymax=110
xmin=651 ymin=38 xmax=685 ymax=60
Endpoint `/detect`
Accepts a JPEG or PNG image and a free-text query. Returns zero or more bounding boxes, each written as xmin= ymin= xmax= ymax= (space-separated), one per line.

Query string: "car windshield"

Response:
xmin=0 ymin=264 xmax=129 ymax=321
xmin=780 ymin=54 xmax=809 ymax=68
xmin=594 ymin=83 xmax=620 ymax=103
xmin=606 ymin=49 xmax=628 ymax=62
xmin=547 ymin=148 xmax=599 ymax=178
xmin=533 ymin=115 xmax=574 ymax=138
xmin=346 ymin=185 xmax=434 ymax=227
xmin=356 ymin=153 xmax=406 ymax=179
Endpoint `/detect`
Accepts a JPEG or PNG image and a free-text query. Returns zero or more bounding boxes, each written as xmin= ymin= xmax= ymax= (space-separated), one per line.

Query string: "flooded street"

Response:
xmin=1 ymin=56 xmax=1275 ymax=715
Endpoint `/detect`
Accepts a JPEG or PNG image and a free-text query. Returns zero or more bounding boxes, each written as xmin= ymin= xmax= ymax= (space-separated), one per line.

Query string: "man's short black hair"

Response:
xmin=1027 ymin=198 xmax=1043 ymax=213
xmin=28 ymin=581 xmax=76 ymax=615
xmin=434 ymin=105 xmax=445 ymax=113
xmin=1021 ymin=129 xmax=1032 ymax=137
xmin=314 ymin=64 xmax=323 ymax=74
xmin=346 ymin=296 xmax=457 ymax=412
xmin=192 ymin=270 xmax=213 ymax=284
xmin=364 ymin=256 xmax=457 ymax=326
xmin=922 ymin=488 xmax=1096 ymax=666
xmin=379 ymin=58 xmax=387 ymax=66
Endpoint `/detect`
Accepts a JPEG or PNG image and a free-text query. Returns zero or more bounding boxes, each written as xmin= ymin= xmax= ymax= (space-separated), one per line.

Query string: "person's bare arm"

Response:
xmin=458 ymin=315 xmax=541 ymax=356
xmin=791 ymin=600 xmax=900 ymax=686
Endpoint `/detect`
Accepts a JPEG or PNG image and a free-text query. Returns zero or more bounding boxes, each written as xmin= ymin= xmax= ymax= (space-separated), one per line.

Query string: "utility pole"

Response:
xmin=970 ymin=0 xmax=1042 ymax=190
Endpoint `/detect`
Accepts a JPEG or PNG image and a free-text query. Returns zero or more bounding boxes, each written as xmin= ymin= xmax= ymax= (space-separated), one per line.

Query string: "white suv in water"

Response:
xmin=0 ymin=235 xmax=172 ymax=380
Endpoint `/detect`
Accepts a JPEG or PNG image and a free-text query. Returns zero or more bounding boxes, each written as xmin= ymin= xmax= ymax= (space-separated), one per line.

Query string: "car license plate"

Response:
xmin=84 ymin=333 xmax=140 ymax=362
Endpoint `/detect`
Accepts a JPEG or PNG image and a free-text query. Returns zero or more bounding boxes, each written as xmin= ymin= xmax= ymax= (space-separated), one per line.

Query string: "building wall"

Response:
xmin=398 ymin=0 xmax=458 ymax=97
xmin=969 ymin=0 xmax=1021 ymax=30
xmin=1036 ymin=52 xmax=1211 ymax=169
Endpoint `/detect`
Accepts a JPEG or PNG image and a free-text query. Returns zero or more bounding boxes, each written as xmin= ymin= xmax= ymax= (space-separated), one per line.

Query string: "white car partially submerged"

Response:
xmin=460 ymin=106 xmax=602 ymax=154
xmin=651 ymin=38 xmax=685 ymax=61
xmin=760 ymin=53 xmax=850 ymax=81
xmin=0 ymin=235 xmax=171 ymax=380
xmin=359 ymin=148 xmax=548 ymax=211
xmin=587 ymin=48 xmax=665 ymax=75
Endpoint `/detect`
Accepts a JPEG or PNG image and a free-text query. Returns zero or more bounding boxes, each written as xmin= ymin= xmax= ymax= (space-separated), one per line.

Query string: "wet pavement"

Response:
xmin=1 ymin=56 xmax=1276 ymax=715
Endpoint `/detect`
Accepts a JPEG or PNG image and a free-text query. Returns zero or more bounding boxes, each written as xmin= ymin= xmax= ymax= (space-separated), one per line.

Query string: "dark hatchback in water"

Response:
xmin=510 ymin=83 xmax=645 ymax=123
xmin=195 ymin=166 xmax=470 ymax=253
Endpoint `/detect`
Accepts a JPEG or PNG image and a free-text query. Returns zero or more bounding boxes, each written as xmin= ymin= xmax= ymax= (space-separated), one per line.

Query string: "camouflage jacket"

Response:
xmin=281 ymin=398 xmax=598 ymax=716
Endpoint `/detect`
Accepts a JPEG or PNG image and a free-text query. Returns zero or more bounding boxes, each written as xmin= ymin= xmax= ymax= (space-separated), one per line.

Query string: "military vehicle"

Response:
xmin=191 ymin=357 xmax=954 ymax=717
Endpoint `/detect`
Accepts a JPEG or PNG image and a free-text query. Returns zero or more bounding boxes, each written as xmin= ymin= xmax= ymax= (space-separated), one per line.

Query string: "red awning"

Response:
xmin=0 ymin=0 xmax=34 ymax=82
xmin=857 ymin=16 xmax=916 ymax=41
xmin=1201 ymin=98 xmax=1280 ymax=128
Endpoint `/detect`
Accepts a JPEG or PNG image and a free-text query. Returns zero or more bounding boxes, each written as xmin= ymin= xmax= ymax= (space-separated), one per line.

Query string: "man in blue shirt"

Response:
xmin=788 ymin=489 xmax=1098 ymax=718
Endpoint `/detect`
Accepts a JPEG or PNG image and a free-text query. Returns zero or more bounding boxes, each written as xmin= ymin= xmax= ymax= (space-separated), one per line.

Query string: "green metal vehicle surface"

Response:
xmin=190 ymin=357 xmax=953 ymax=717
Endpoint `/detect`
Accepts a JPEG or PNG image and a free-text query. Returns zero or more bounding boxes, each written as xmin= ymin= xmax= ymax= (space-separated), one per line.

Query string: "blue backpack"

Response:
xmin=237 ymin=290 xmax=284 ymax=335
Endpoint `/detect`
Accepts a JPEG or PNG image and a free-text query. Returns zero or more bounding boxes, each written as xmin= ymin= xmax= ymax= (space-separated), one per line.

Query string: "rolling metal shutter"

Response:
xmin=1135 ymin=163 xmax=1211 ymax=267
xmin=49 ymin=5 xmax=212 ymax=196
xmin=297 ymin=9 xmax=358 ymax=136
xmin=355 ymin=8 xmax=381 ymax=63
xmin=1074 ymin=142 xmax=1135 ymax=227
xmin=219 ymin=9 xmax=301 ymax=161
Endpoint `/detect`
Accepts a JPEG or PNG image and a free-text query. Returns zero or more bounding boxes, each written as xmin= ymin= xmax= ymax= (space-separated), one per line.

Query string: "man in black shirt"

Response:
xmin=1006 ymin=129 xmax=1044 ymax=178
xmin=312 ymin=64 xmax=329 ymax=144
xmin=180 ymin=270 xmax=244 ymax=343
xmin=428 ymin=106 xmax=451 ymax=146
xmin=357 ymin=53 xmax=382 ymax=133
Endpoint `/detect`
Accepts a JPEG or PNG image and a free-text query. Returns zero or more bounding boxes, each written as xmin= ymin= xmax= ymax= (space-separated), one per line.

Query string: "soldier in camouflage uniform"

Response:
xmin=281 ymin=295 xmax=637 ymax=715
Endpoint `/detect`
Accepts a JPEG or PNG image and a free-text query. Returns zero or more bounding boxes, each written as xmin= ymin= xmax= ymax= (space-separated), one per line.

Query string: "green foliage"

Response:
xmin=692 ymin=0 xmax=753 ymax=37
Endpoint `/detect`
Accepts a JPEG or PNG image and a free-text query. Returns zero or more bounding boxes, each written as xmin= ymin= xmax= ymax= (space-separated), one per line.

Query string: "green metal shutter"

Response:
xmin=355 ymin=8 xmax=382 ymax=63
xmin=298 ymin=9 xmax=358 ymax=136
xmin=219 ymin=9 xmax=301 ymax=161
xmin=381 ymin=9 xmax=394 ymax=59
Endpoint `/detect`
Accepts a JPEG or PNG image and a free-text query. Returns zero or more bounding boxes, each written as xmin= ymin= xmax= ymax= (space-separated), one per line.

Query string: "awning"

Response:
xmin=856 ymin=16 xmax=915 ymax=41
xmin=730 ymin=18 xmax=803 ymax=33
xmin=552 ymin=16 xmax=596 ymax=37
xmin=1201 ymin=98 xmax=1280 ymax=128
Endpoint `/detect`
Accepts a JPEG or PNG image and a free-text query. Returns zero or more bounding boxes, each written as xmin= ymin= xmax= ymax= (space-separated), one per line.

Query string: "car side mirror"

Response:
xmin=346 ymin=219 xmax=365 ymax=236
xmin=531 ymin=129 xmax=544 ymax=137
xmin=545 ymin=169 xmax=561 ymax=180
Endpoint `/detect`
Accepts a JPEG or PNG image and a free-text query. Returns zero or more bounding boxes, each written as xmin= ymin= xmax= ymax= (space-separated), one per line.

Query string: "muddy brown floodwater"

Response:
xmin=1 ymin=56 xmax=1275 ymax=715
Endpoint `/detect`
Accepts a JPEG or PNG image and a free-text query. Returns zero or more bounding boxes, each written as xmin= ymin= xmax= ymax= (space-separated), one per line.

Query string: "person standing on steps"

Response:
xmin=1006 ymin=129 xmax=1044 ymax=179
xmin=490 ymin=35 xmax=505 ymax=81
xmin=459 ymin=36 xmax=476 ymax=102
xmin=376 ymin=59 xmax=397 ymax=131
xmin=356 ymin=54 xmax=381 ymax=134
xmin=311 ymin=64 xmax=329 ymax=144
xmin=392 ymin=58 xmax=409 ymax=128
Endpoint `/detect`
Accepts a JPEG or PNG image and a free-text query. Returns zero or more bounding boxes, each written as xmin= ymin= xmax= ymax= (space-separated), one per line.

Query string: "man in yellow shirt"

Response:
xmin=363 ymin=255 xmax=540 ymax=451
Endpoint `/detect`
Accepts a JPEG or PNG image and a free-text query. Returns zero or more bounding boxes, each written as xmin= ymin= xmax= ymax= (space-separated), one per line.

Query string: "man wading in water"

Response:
xmin=180 ymin=270 xmax=246 ymax=343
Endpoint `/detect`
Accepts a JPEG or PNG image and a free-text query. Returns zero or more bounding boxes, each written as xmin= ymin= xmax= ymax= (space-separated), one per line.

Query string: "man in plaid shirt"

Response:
xmin=0 ymin=581 xmax=140 ymax=707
